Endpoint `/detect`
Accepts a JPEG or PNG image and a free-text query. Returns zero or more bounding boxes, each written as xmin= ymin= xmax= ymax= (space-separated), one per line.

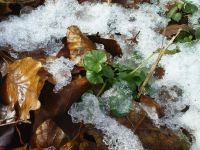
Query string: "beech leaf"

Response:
xmin=67 ymin=25 xmax=96 ymax=66
xmin=30 ymin=119 xmax=65 ymax=149
xmin=2 ymin=57 xmax=44 ymax=120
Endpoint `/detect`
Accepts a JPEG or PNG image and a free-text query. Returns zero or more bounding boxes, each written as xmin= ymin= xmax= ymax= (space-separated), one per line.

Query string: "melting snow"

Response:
xmin=1 ymin=0 xmax=200 ymax=149
xmin=0 ymin=0 xmax=168 ymax=57
xmin=68 ymin=93 xmax=144 ymax=150
xmin=152 ymin=42 xmax=200 ymax=149
xmin=43 ymin=56 xmax=75 ymax=92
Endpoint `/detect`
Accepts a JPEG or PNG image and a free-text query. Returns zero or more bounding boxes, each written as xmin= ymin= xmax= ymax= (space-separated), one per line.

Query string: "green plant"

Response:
xmin=167 ymin=1 xmax=198 ymax=22
xmin=83 ymin=50 xmax=111 ymax=84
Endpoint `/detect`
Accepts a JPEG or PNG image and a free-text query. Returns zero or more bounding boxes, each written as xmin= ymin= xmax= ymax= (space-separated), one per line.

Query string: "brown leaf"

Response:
xmin=1 ymin=57 xmax=44 ymax=120
xmin=0 ymin=3 xmax=11 ymax=16
xmin=67 ymin=25 xmax=96 ymax=66
xmin=161 ymin=24 xmax=191 ymax=38
xmin=117 ymin=102 xmax=190 ymax=150
xmin=60 ymin=140 xmax=79 ymax=150
xmin=88 ymin=34 xmax=122 ymax=56
xmin=154 ymin=66 xmax=165 ymax=79
xmin=0 ymin=125 xmax=15 ymax=147
xmin=140 ymin=95 xmax=164 ymax=118
xmin=30 ymin=119 xmax=65 ymax=149
xmin=33 ymin=77 xmax=91 ymax=132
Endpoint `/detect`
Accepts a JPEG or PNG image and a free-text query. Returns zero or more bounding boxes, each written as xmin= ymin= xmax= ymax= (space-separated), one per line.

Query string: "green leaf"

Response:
xmin=167 ymin=6 xmax=178 ymax=18
xmin=176 ymin=2 xmax=184 ymax=10
xmin=155 ymin=48 xmax=181 ymax=55
xmin=107 ymin=81 xmax=133 ymax=117
xmin=175 ymin=31 xmax=193 ymax=43
xmin=86 ymin=70 xmax=104 ymax=84
xmin=183 ymin=2 xmax=198 ymax=14
xmin=102 ymin=65 xmax=114 ymax=79
xmin=172 ymin=12 xmax=182 ymax=22
xmin=195 ymin=27 xmax=200 ymax=39
xmin=83 ymin=50 xmax=107 ymax=73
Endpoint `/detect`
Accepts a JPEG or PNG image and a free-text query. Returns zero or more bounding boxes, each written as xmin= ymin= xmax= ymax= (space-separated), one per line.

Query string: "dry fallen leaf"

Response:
xmin=67 ymin=25 xmax=96 ymax=66
xmin=88 ymin=34 xmax=122 ymax=56
xmin=30 ymin=119 xmax=65 ymax=149
xmin=1 ymin=57 xmax=44 ymax=120
xmin=117 ymin=102 xmax=190 ymax=150
xmin=33 ymin=77 xmax=91 ymax=133
xmin=161 ymin=24 xmax=191 ymax=38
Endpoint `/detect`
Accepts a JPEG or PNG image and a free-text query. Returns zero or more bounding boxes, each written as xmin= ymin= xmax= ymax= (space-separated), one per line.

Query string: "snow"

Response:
xmin=0 ymin=0 xmax=168 ymax=57
xmin=101 ymin=80 xmax=133 ymax=115
xmin=68 ymin=93 xmax=144 ymax=150
xmin=43 ymin=56 xmax=75 ymax=92
xmin=1 ymin=0 xmax=200 ymax=149
xmin=152 ymin=42 xmax=200 ymax=149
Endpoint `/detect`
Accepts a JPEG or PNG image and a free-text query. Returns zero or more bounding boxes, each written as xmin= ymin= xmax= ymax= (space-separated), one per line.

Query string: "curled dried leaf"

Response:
xmin=1 ymin=57 xmax=44 ymax=120
xmin=161 ymin=24 xmax=191 ymax=38
xmin=88 ymin=35 xmax=122 ymax=56
xmin=67 ymin=25 xmax=96 ymax=66
xmin=30 ymin=119 xmax=65 ymax=149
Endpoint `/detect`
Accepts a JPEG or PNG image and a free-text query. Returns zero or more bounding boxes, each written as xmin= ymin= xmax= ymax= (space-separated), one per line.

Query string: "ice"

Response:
xmin=68 ymin=93 xmax=144 ymax=150
xmin=43 ymin=56 xmax=75 ymax=92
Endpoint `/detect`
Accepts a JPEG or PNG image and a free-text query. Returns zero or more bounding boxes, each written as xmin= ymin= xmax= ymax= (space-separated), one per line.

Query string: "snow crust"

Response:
xmin=43 ymin=57 xmax=75 ymax=92
xmin=152 ymin=42 xmax=200 ymax=149
xmin=68 ymin=93 xmax=144 ymax=150
xmin=0 ymin=0 xmax=168 ymax=56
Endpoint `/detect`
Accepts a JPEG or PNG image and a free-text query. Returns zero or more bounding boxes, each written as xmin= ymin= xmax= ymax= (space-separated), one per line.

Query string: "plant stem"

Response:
xmin=137 ymin=29 xmax=181 ymax=98
xmin=129 ymin=52 xmax=155 ymax=75
xmin=97 ymin=81 xmax=107 ymax=96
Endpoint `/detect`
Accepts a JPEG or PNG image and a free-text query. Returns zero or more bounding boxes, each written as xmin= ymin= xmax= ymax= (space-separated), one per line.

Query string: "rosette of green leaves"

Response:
xmin=83 ymin=50 xmax=114 ymax=84
xmin=167 ymin=1 xmax=198 ymax=22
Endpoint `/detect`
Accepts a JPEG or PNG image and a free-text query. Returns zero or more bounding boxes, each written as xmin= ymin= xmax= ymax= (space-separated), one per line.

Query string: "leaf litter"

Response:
xmin=0 ymin=0 xmax=200 ymax=150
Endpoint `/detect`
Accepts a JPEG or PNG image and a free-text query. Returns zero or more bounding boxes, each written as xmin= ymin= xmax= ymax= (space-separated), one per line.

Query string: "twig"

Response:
xmin=137 ymin=29 xmax=181 ymax=98
xmin=0 ymin=119 xmax=31 ymax=127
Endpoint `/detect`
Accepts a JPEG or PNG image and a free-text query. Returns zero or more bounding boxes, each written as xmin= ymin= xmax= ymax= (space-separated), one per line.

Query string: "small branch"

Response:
xmin=0 ymin=119 xmax=31 ymax=127
xmin=137 ymin=29 xmax=181 ymax=98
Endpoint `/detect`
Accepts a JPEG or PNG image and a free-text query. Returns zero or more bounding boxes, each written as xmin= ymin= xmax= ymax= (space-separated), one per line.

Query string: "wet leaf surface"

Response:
xmin=33 ymin=77 xmax=91 ymax=132
xmin=117 ymin=102 xmax=190 ymax=150
xmin=67 ymin=25 xmax=96 ymax=66
xmin=1 ymin=57 xmax=44 ymax=120
xmin=30 ymin=119 xmax=65 ymax=149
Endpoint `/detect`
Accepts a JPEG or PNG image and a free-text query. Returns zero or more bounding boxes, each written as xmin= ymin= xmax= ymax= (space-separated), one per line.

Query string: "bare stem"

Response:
xmin=137 ymin=29 xmax=181 ymax=98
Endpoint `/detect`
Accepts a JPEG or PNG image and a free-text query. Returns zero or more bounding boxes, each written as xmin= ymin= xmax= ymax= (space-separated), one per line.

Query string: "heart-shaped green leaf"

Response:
xmin=86 ymin=70 xmax=104 ymax=84
xmin=83 ymin=50 xmax=107 ymax=73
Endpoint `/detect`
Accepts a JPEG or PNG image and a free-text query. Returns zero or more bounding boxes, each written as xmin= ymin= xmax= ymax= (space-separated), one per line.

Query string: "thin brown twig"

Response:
xmin=134 ymin=110 xmax=147 ymax=133
xmin=0 ymin=119 xmax=31 ymax=127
